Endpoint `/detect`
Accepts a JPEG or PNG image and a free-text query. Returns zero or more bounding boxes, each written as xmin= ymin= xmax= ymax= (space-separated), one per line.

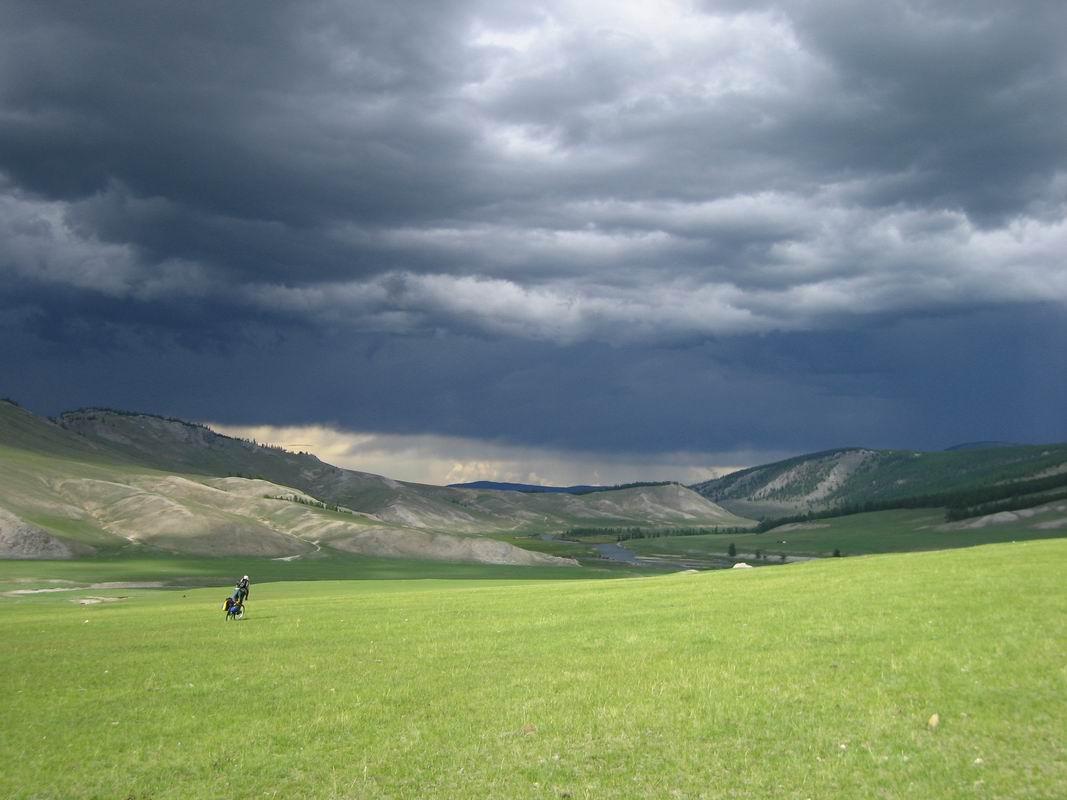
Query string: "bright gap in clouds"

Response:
xmin=207 ymin=423 xmax=755 ymax=487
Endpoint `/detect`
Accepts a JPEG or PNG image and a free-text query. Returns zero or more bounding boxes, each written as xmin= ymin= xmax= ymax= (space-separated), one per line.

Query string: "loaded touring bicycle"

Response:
xmin=223 ymin=595 xmax=244 ymax=620
xmin=223 ymin=577 xmax=249 ymax=620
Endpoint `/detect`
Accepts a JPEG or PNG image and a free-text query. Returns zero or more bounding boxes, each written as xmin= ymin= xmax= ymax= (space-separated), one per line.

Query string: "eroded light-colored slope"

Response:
xmin=56 ymin=409 xmax=750 ymax=533
xmin=0 ymin=447 xmax=574 ymax=565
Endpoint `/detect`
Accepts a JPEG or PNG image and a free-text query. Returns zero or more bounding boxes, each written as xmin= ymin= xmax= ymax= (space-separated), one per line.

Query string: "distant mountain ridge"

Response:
xmin=690 ymin=444 xmax=1067 ymax=520
xmin=449 ymin=481 xmax=603 ymax=494
xmin=944 ymin=441 xmax=1020 ymax=451
xmin=447 ymin=480 xmax=676 ymax=495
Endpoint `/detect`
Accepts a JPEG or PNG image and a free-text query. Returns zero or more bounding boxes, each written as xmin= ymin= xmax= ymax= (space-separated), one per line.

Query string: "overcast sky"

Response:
xmin=2 ymin=0 xmax=1065 ymax=485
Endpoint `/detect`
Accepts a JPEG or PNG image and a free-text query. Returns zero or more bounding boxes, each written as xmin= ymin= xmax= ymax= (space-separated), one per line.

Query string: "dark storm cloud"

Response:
xmin=782 ymin=0 xmax=1067 ymax=221
xmin=1 ymin=0 xmax=1065 ymax=467
xmin=0 ymin=2 xmax=474 ymax=206
xmin=6 ymin=306 xmax=1067 ymax=456
xmin=3 ymin=1 xmax=1065 ymax=305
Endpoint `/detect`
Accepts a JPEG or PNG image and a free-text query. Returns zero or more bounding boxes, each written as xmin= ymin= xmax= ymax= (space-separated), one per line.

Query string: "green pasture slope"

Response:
xmin=624 ymin=508 xmax=1067 ymax=560
xmin=3 ymin=541 xmax=1065 ymax=800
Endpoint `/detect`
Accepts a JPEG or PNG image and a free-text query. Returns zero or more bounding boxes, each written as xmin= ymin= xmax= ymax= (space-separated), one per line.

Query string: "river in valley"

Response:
xmin=585 ymin=541 xmax=813 ymax=570
xmin=592 ymin=541 xmax=738 ymax=571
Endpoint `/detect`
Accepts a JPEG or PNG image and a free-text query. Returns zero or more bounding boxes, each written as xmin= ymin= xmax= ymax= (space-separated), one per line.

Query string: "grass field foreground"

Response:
xmin=2 ymin=540 xmax=1065 ymax=799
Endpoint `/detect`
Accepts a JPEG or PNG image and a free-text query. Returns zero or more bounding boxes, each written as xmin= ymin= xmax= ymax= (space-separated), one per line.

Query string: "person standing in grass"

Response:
xmin=236 ymin=575 xmax=250 ymax=603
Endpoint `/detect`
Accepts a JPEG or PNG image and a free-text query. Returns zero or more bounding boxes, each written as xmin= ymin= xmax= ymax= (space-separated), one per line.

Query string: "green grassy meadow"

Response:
xmin=2 ymin=540 xmax=1065 ymax=799
xmin=624 ymin=508 xmax=1067 ymax=560
xmin=0 ymin=551 xmax=636 ymax=593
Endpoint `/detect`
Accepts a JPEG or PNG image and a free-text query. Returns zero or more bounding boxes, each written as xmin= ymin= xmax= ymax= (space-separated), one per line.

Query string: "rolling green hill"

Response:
xmin=0 ymin=400 xmax=112 ymax=461
xmin=691 ymin=444 xmax=1067 ymax=519
xmin=0 ymin=440 xmax=586 ymax=566
xmin=52 ymin=405 xmax=750 ymax=533
xmin=0 ymin=402 xmax=750 ymax=563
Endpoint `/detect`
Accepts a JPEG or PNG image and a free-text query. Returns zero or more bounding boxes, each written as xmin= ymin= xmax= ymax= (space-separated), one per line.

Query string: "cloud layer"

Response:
xmin=2 ymin=1 xmax=1066 ymax=477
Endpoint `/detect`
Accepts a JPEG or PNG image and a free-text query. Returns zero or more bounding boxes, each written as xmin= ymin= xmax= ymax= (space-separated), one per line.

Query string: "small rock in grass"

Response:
xmin=928 ymin=713 xmax=940 ymax=731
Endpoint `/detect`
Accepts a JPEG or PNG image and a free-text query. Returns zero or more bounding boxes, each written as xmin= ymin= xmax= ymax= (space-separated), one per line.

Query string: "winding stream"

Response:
xmin=592 ymin=541 xmax=737 ymax=571
xmin=588 ymin=540 xmax=814 ymax=570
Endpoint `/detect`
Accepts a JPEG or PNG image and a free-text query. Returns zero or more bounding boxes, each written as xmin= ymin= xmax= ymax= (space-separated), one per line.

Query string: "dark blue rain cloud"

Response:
xmin=1 ymin=0 xmax=1066 ymax=475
